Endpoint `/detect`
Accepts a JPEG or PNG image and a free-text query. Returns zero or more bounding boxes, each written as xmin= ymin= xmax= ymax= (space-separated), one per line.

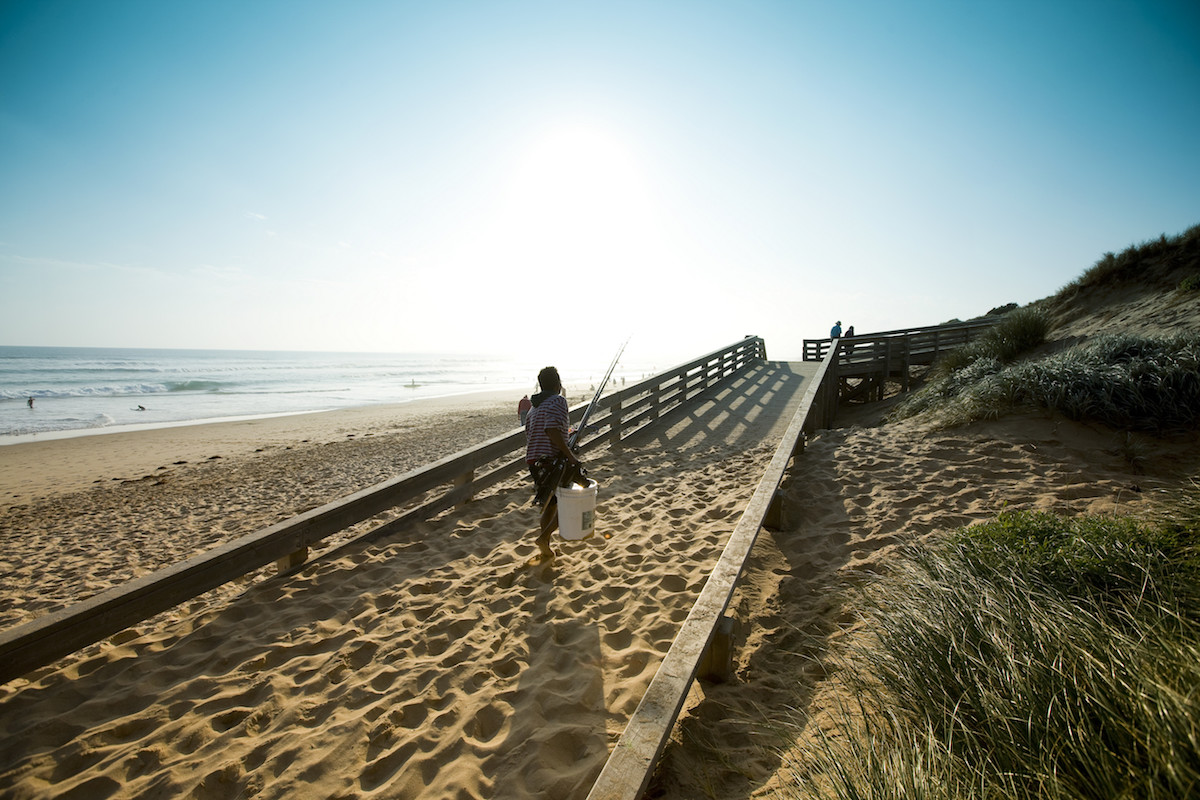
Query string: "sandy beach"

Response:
xmin=2 ymin=297 xmax=1198 ymax=798
xmin=0 ymin=366 xmax=812 ymax=798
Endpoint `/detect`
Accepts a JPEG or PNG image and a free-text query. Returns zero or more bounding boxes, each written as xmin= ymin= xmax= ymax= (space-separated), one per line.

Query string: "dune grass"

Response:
xmin=890 ymin=327 xmax=1200 ymax=434
xmin=778 ymin=499 xmax=1200 ymax=800
xmin=930 ymin=305 xmax=1051 ymax=377
xmin=1058 ymin=223 xmax=1200 ymax=298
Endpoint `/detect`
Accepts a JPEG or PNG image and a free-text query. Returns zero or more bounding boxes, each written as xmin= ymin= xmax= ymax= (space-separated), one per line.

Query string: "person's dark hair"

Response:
xmin=538 ymin=366 xmax=562 ymax=393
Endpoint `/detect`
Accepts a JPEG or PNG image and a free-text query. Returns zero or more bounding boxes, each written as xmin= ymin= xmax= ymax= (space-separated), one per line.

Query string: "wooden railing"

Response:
xmin=0 ymin=337 xmax=766 ymax=685
xmin=802 ymin=318 xmax=999 ymax=363
xmin=585 ymin=341 xmax=840 ymax=800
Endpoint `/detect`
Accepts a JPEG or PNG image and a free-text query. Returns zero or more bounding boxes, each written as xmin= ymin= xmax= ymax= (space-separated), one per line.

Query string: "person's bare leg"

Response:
xmin=534 ymin=503 xmax=558 ymax=562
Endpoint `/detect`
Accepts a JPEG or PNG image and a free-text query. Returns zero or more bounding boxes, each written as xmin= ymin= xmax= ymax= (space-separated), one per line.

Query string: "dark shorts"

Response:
xmin=528 ymin=457 xmax=586 ymax=506
xmin=528 ymin=457 xmax=563 ymax=506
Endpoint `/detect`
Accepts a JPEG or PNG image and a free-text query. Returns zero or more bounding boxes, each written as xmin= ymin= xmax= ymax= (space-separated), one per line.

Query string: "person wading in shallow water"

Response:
xmin=524 ymin=366 xmax=582 ymax=564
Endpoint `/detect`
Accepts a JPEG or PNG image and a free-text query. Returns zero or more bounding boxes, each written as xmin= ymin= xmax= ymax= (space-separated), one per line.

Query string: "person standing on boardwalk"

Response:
xmin=524 ymin=366 xmax=582 ymax=564
xmin=830 ymin=321 xmax=842 ymax=338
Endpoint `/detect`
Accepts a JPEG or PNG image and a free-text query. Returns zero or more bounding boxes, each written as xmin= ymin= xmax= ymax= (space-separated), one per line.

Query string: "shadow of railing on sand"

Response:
xmin=621 ymin=362 xmax=810 ymax=454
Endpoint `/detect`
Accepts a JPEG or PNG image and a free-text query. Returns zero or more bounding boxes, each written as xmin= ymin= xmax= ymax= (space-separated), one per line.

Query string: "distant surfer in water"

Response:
xmin=524 ymin=366 xmax=582 ymax=564
xmin=27 ymin=397 xmax=33 ymax=409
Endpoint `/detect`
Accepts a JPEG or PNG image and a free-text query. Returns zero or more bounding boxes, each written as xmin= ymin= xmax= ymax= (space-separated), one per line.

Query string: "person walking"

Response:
xmin=524 ymin=366 xmax=582 ymax=564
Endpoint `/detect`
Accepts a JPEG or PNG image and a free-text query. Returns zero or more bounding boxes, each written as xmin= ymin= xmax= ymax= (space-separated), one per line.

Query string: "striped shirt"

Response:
xmin=525 ymin=393 xmax=568 ymax=462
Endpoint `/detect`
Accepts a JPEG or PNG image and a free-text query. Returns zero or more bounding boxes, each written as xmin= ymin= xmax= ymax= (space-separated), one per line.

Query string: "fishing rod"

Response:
xmin=569 ymin=338 xmax=629 ymax=450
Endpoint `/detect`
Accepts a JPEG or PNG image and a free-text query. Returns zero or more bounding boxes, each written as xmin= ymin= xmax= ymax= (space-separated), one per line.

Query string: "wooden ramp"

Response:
xmin=587 ymin=353 xmax=838 ymax=800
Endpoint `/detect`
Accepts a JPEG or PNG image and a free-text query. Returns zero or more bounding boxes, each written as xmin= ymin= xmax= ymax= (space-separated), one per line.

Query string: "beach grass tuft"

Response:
xmin=777 ymin=498 xmax=1200 ymax=800
xmin=931 ymin=305 xmax=1050 ymax=377
xmin=891 ymin=329 xmax=1200 ymax=433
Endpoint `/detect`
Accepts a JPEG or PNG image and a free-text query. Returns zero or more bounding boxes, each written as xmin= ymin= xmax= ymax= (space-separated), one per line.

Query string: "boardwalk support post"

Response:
xmin=275 ymin=547 xmax=308 ymax=573
xmin=453 ymin=469 xmax=475 ymax=508
xmin=609 ymin=398 xmax=623 ymax=450
xmin=764 ymin=491 xmax=784 ymax=531
xmin=698 ymin=616 xmax=739 ymax=683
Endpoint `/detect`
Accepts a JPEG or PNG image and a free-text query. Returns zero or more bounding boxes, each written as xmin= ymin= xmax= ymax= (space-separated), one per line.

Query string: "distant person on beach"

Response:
xmin=517 ymin=395 xmax=532 ymax=425
xmin=830 ymin=321 xmax=842 ymax=338
xmin=27 ymin=397 xmax=33 ymax=409
xmin=525 ymin=366 xmax=582 ymax=564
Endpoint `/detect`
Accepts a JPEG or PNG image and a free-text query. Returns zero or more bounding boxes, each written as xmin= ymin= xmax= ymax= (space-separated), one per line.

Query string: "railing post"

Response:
xmin=884 ymin=339 xmax=894 ymax=401
xmin=698 ymin=615 xmax=740 ymax=682
xmin=276 ymin=547 xmax=308 ymax=573
xmin=609 ymin=398 xmax=623 ymax=450
xmin=453 ymin=468 xmax=475 ymax=508
xmin=764 ymin=490 xmax=784 ymax=530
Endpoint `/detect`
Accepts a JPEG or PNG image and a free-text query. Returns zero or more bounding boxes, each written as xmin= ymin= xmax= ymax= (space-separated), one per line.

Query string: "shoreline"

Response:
xmin=0 ymin=389 xmax=526 ymax=505
xmin=0 ymin=384 xmax=597 ymax=506
xmin=0 ymin=386 xmax=543 ymax=446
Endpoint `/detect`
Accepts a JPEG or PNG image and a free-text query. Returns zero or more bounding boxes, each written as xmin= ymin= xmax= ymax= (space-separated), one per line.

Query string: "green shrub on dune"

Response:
xmin=999 ymin=333 xmax=1200 ymax=431
xmin=893 ymin=330 xmax=1200 ymax=433
xmin=933 ymin=306 xmax=1050 ymax=377
xmin=783 ymin=505 xmax=1200 ymax=800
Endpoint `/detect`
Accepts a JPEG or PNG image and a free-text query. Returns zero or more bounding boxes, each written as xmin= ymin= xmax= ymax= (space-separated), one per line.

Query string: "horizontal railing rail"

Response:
xmin=802 ymin=318 xmax=998 ymax=362
xmin=586 ymin=341 xmax=839 ymax=800
xmin=0 ymin=337 xmax=767 ymax=685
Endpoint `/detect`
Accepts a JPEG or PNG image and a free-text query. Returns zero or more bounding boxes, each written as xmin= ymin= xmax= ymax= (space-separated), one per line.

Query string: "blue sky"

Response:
xmin=1 ymin=0 xmax=1197 ymax=366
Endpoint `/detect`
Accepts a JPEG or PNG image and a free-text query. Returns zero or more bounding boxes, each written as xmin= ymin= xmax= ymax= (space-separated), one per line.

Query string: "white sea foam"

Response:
xmin=1 ymin=346 xmax=659 ymax=441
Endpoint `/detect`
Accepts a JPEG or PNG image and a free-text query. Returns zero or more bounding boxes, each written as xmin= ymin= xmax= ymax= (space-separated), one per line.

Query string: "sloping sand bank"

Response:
xmin=0 ymin=363 xmax=813 ymax=799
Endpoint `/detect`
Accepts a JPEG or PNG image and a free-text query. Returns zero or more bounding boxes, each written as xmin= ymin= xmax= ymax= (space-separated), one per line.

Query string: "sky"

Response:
xmin=1 ymin=0 xmax=1198 ymax=367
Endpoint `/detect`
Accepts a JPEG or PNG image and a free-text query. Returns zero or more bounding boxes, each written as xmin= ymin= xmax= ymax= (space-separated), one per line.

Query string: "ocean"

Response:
xmin=0 ymin=346 xmax=638 ymax=442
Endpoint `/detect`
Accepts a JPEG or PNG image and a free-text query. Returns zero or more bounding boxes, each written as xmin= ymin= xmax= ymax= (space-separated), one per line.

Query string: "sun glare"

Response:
xmin=501 ymin=123 xmax=656 ymax=241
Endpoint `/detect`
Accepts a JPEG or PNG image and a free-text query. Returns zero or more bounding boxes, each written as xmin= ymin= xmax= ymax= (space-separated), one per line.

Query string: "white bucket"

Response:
xmin=557 ymin=480 xmax=598 ymax=540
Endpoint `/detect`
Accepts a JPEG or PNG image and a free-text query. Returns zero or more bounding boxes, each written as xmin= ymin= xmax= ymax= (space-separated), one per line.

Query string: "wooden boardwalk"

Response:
xmin=804 ymin=319 xmax=999 ymax=401
xmin=587 ymin=355 xmax=834 ymax=800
